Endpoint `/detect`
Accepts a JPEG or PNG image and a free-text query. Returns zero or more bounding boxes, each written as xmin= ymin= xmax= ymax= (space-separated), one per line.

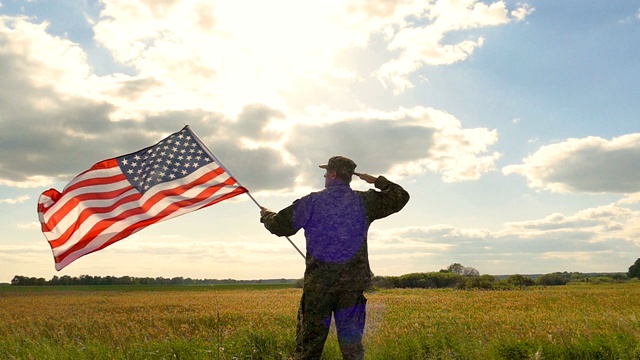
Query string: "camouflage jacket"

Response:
xmin=261 ymin=176 xmax=409 ymax=292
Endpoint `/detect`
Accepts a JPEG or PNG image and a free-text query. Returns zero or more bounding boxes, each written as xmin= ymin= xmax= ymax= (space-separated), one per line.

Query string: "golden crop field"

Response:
xmin=1 ymin=283 xmax=639 ymax=359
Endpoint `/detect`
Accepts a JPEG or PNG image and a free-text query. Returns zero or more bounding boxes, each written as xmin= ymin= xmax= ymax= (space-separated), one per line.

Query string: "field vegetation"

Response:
xmin=1 ymin=282 xmax=639 ymax=359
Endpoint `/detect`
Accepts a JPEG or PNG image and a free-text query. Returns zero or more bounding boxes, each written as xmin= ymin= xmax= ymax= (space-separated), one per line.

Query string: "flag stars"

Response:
xmin=117 ymin=128 xmax=212 ymax=194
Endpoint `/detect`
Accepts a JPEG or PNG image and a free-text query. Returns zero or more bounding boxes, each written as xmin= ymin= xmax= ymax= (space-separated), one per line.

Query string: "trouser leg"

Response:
xmin=294 ymin=292 xmax=332 ymax=360
xmin=334 ymin=292 xmax=367 ymax=360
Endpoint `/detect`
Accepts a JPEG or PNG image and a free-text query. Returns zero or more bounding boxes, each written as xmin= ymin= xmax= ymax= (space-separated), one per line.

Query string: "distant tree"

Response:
xmin=536 ymin=272 xmax=570 ymax=286
xmin=629 ymin=258 xmax=640 ymax=279
xmin=505 ymin=274 xmax=535 ymax=287
xmin=447 ymin=263 xmax=464 ymax=275
xmin=460 ymin=274 xmax=495 ymax=289
xmin=371 ymin=275 xmax=395 ymax=289
xmin=11 ymin=275 xmax=25 ymax=285
xmin=59 ymin=275 xmax=73 ymax=285
xmin=607 ymin=273 xmax=628 ymax=281
xmin=462 ymin=267 xmax=480 ymax=277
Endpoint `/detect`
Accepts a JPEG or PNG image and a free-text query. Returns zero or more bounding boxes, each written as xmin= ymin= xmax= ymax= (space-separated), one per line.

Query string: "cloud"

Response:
xmin=375 ymin=0 xmax=533 ymax=93
xmin=88 ymin=0 xmax=534 ymax=111
xmin=618 ymin=192 xmax=640 ymax=205
xmin=0 ymin=14 xmax=500 ymax=191
xmin=511 ymin=3 xmax=535 ymax=22
xmin=90 ymin=0 xmax=380 ymax=116
xmin=502 ymin=134 xmax=640 ymax=193
xmin=17 ymin=222 xmax=40 ymax=230
xmin=285 ymin=106 xmax=500 ymax=185
xmin=0 ymin=17 xmax=117 ymax=187
xmin=0 ymin=17 xmax=290 ymax=190
xmin=0 ymin=195 xmax=30 ymax=204
xmin=0 ymin=2 xmax=517 ymax=191
xmin=369 ymin=201 xmax=639 ymax=274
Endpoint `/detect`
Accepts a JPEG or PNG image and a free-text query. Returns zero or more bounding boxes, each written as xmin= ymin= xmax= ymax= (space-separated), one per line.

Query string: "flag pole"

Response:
xmin=188 ymin=126 xmax=306 ymax=260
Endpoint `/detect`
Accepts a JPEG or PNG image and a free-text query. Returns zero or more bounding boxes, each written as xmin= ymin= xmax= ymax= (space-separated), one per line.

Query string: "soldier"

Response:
xmin=260 ymin=155 xmax=410 ymax=360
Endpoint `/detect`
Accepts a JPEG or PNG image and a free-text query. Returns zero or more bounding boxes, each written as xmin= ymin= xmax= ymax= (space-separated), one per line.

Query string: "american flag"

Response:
xmin=37 ymin=126 xmax=247 ymax=270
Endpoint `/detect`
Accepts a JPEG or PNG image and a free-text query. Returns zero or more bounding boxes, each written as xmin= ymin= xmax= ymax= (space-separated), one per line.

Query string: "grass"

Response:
xmin=1 ymin=283 xmax=639 ymax=359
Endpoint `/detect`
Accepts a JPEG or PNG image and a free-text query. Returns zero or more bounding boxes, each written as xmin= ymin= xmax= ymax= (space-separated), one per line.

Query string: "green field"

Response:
xmin=1 ymin=283 xmax=639 ymax=359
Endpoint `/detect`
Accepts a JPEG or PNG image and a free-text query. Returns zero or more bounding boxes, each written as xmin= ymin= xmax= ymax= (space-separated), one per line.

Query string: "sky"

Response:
xmin=1 ymin=0 xmax=640 ymax=283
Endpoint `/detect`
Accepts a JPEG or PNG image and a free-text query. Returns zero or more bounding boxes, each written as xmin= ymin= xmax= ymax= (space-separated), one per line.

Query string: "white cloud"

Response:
xmin=503 ymin=134 xmax=640 ymax=193
xmin=0 ymin=1 xmax=521 ymax=189
xmin=86 ymin=0 xmax=534 ymax=114
xmin=375 ymin=0 xmax=533 ymax=93
xmin=0 ymin=195 xmax=30 ymax=204
xmin=286 ymin=106 xmax=500 ymax=183
xmin=0 ymin=176 xmax=54 ymax=189
xmin=369 ymin=201 xmax=640 ymax=274
xmin=17 ymin=222 xmax=40 ymax=230
xmin=511 ymin=3 xmax=535 ymax=22
xmin=0 ymin=17 xmax=94 ymax=100
xmin=90 ymin=0 xmax=385 ymax=116
xmin=618 ymin=192 xmax=640 ymax=205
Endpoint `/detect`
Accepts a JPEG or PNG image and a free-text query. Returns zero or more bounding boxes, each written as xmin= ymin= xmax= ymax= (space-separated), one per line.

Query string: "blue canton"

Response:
xmin=117 ymin=128 xmax=213 ymax=194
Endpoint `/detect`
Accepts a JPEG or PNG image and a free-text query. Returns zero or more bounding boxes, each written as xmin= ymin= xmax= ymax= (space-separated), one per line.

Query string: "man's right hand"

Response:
xmin=354 ymin=172 xmax=377 ymax=184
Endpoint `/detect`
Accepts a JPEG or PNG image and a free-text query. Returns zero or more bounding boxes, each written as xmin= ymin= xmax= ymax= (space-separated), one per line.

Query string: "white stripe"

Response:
xmin=61 ymin=163 xmax=121 ymax=191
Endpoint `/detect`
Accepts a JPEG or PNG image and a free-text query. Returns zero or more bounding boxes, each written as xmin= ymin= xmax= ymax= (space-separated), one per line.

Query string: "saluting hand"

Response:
xmin=354 ymin=172 xmax=377 ymax=184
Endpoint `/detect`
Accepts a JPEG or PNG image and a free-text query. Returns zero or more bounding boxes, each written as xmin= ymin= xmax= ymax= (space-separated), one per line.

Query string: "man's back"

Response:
xmin=294 ymin=182 xmax=370 ymax=292
xmin=263 ymin=176 xmax=409 ymax=292
xmin=260 ymin=156 xmax=409 ymax=360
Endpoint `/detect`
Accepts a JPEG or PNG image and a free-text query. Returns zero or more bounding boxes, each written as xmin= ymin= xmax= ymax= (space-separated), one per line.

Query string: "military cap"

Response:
xmin=319 ymin=156 xmax=357 ymax=175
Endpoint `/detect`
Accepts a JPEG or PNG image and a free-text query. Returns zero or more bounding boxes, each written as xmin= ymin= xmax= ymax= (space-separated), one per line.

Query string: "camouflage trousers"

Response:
xmin=294 ymin=291 xmax=367 ymax=360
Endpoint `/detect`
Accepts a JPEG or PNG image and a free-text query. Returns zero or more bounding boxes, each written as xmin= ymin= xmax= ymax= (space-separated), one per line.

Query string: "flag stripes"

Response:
xmin=38 ymin=126 xmax=247 ymax=270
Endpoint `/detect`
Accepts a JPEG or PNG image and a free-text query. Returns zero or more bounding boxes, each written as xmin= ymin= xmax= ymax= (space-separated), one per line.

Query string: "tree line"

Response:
xmin=371 ymin=271 xmax=631 ymax=290
xmin=367 ymin=262 xmax=635 ymax=290
xmin=10 ymin=259 xmax=639 ymax=288
xmin=9 ymin=274 xmax=293 ymax=286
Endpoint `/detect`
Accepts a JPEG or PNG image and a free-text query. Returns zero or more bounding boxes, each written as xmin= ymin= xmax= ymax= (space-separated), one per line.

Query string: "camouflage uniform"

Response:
xmin=261 ymin=156 xmax=409 ymax=360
